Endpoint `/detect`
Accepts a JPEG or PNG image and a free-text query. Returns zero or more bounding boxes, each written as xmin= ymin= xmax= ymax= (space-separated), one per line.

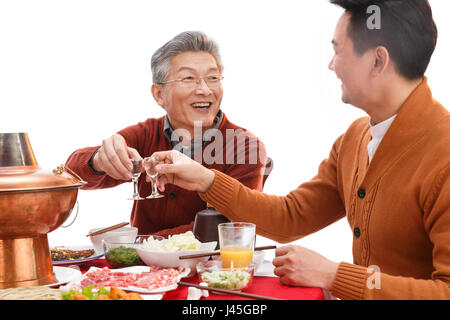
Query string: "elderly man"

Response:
xmin=149 ymin=0 xmax=450 ymax=299
xmin=66 ymin=31 xmax=267 ymax=237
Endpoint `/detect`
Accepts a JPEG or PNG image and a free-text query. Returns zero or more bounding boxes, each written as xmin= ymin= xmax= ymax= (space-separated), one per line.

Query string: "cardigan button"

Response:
xmin=354 ymin=227 xmax=361 ymax=238
xmin=169 ymin=191 xmax=177 ymax=198
xmin=357 ymin=188 xmax=366 ymax=199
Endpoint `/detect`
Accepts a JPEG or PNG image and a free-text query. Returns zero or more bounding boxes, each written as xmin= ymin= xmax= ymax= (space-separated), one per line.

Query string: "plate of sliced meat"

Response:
xmin=51 ymin=245 xmax=104 ymax=265
xmin=61 ymin=265 xmax=190 ymax=295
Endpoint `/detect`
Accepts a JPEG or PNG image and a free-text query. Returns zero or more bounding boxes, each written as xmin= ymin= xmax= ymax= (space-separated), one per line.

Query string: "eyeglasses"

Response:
xmin=158 ymin=75 xmax=224 ymax=88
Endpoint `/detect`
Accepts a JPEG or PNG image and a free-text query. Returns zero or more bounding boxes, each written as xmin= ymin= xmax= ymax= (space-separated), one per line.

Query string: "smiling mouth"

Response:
xmin=191 ymin=102 xmax=212 ymax=109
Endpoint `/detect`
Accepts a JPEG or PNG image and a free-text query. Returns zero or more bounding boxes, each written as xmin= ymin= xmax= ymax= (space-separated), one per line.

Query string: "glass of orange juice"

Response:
xmin=218 ymin=222 xmax=255 ymax=268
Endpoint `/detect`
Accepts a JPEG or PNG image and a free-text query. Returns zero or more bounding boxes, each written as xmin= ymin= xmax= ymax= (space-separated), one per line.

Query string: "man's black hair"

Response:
xmin=330 ymin=0 xmax=437 ymax=80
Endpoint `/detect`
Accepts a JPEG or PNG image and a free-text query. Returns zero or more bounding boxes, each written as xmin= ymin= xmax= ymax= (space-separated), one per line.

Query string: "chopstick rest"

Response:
xmin=178 ymin=281 xmax=282 ymax=300
xmin=187 ymin=283 xmax=210 ymax=300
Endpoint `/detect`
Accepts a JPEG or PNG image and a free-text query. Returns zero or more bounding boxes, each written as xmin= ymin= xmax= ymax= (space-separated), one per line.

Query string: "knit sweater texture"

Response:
xmin=200 ymin=78 xmax=450 ymax=299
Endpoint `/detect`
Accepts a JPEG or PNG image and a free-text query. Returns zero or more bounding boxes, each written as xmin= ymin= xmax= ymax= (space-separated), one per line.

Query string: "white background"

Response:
xmin=1 ymin=0 xmax=449 ymax=264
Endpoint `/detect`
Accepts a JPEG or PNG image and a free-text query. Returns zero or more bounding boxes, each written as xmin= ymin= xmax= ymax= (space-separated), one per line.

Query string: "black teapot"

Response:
xmin=193 ymin=206 xmax=229 ymax=249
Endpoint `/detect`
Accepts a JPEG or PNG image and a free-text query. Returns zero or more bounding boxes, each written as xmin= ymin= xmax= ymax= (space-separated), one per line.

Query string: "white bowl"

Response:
xmin=136 ymin=241 xmax=217 ymax=276
xmin=197 ymin=260 xmax=255 ymax=291
xmin=89 ymin=226 xmax=138 ymax=253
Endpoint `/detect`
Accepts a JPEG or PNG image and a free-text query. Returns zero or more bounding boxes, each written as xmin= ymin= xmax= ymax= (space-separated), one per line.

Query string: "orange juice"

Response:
xmin=220 ymin=247 xmax=253 ymax=268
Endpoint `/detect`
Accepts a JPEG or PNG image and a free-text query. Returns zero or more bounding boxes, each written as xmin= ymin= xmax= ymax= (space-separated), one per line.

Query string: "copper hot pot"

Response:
xmin=0 ymin=132 xmax=86 ymax=289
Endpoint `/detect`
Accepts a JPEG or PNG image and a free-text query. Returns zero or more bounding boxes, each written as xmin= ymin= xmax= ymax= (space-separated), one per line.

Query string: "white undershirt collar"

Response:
xmin=367 ymin=114 xmax=397 ymax=163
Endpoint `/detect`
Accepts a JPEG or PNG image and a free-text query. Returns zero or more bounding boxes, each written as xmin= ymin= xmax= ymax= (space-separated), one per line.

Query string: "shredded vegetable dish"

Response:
xmin=141 ymin=231 xmax=201 ymax=252
xmin=200 ymin=270 xmax=251 ymax=290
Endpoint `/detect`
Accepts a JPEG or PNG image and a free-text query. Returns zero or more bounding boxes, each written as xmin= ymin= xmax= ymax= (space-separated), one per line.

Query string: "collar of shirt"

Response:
xmin=367 ymin=114 xmax=397 ymax=163
xmin=163 ymin=110 xmax=224 ymax=157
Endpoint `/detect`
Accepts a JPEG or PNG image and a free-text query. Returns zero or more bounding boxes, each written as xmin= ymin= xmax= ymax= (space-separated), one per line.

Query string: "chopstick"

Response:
xmin=179 ymin=245 xmax=277 ymax=260
xmin=178 ymin=281 xmax=283 ymax=300
xmin=86 ymin=222 xmax=129 ymax=237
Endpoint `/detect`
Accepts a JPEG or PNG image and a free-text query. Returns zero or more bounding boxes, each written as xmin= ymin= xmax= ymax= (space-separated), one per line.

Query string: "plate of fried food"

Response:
xmin=62 ymin=285 xmax=151 ymax=300
xmin=51 ymin=245 xmax=104 ymax=265
xmin=0 ymin=285 xmax=150 ymax=300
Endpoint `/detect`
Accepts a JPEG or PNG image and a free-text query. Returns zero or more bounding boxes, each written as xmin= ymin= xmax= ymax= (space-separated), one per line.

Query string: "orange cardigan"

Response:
xmin=200 ymin=78 xmax=450 ymax=299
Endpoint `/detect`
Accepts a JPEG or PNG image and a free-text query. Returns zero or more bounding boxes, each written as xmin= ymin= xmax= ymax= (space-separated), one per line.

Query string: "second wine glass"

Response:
xmin=143 ymin=156 xmax=164 ymax=199
xmin=128 ymin=158 xmax=145 ymax=200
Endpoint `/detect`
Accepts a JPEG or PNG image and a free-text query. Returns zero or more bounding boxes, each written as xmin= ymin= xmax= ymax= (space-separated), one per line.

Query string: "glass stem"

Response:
xmin=133 ymin=178 xmax=139 ymax=196
xmin=151 ymin=178 xmax=158 ymax=194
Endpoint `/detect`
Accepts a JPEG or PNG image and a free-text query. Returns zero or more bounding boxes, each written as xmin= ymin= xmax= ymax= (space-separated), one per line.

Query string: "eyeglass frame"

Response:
xmin=157 ymin=75 xmax=224 ymax=88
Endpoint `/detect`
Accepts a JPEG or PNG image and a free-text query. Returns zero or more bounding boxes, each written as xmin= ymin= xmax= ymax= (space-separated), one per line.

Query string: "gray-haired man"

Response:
xmin=66 ymin=31 xmax=267 ymax=237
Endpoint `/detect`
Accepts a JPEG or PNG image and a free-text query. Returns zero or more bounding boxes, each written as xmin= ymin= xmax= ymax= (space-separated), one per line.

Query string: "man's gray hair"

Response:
xmin=151 ymin=31 xmax=224 ymax=84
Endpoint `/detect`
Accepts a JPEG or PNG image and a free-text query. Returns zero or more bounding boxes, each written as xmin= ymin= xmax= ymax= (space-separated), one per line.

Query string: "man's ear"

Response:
xmin=151 ymin=83 xmax=165 ymax=108
xmin=372 ymin=46 xmax=390 ymax=76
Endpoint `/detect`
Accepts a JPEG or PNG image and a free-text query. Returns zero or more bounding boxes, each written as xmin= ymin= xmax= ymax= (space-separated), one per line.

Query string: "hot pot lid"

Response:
xmin=0 ymin=165 xmax=87 ymax=193
xmin=0 ymin=133 xmax=87 ymax=192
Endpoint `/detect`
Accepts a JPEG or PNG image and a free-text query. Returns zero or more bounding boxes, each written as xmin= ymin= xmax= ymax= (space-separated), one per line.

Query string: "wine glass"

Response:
xmin=143 ymin=156 xmax=164 ymax=199
xmin=127 ymin=158 xmax=145 ymax=200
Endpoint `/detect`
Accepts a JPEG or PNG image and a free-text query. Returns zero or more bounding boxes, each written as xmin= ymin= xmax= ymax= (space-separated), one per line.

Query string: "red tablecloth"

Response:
xmin=76 ymin=258 xmax=325 ymax=300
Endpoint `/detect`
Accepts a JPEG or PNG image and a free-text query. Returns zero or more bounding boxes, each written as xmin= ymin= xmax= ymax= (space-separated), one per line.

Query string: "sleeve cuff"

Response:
xmin=199 ymin=170 xmax=235 ymax=213
xmin=88 ymin=148 xmax=106 ymax=175
xmin=330 ymin=262 xmax=368 ymax=300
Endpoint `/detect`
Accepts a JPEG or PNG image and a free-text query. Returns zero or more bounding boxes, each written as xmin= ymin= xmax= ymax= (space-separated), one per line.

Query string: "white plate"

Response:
xmin=51 ymin=245 xmax=104 ymax=265
xmin=47 ymin=266 xmax=83 ymax=287
xmin=60 ymin=265 xmax=190 ymax=295
xmin=0 ymin=266 xmax=162 ymax=300
xmin=0 ymin=267 xmax=81 ymax=290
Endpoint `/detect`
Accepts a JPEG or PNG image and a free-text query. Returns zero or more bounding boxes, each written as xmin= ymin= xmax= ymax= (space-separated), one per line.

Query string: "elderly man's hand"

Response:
xmin=272 ymin=245 xmax=339 ymax=290
xmin=150 ymin=150 xmax=215 ymax=193
xmin=92 ymin=134 xmax=142 ymax=180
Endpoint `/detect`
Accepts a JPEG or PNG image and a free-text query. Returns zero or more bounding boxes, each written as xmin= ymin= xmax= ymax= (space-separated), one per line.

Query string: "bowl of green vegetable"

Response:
xmin=103 ymin=235 xmax=164 ymax=268
xmin=196 ymin=259 xmax=255 ymax=291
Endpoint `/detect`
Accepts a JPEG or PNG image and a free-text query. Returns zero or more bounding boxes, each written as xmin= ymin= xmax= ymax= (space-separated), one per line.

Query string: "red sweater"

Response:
xmin=66 ymin=113 xmax=267 ymax=237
